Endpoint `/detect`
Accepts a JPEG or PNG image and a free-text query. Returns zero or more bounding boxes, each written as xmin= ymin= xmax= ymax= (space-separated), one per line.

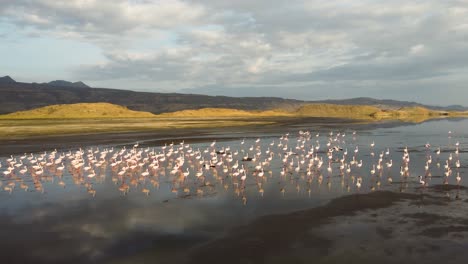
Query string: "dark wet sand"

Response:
xmin=80 ymin=187 xmax=467 ymax=264
xmin=1 ymin=186 xmax=467 ymax=264
xmin=186 ymin=191 xmax=419 ymax=264
xmin=186 ymin=189 xmax=468 ymax=264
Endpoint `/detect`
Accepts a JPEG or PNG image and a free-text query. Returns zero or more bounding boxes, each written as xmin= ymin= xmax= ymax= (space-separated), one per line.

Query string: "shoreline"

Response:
xmin=0 ymin=117 xmax=358 ymax=156
xmin=0 ymin=116 xmax=465 ymax=156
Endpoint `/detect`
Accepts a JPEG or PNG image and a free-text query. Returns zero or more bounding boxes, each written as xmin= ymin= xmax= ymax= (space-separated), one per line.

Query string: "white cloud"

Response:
xmin=247 ymin=57 xmax=266 ymax=74
xmin=410 ymin=44 xmax=425 ymax=55
xmin=2 ymin=0 xmax=468 ymax=105
xmin=1 ymin=0 xmax=206 ymax=40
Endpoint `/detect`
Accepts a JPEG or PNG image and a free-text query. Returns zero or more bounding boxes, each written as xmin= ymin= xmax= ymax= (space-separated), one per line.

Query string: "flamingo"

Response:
xmin=386 ymin=160 xmax=393 ymax=169
xmin=4 ymin=185 xmax=14 ymax=194
xmin=87 ymin=170 xmax=96 ymax=178
xmin=142 ymin=187 xmax=150 ymax=196
xmin=19 ymin=166 xmax=28 ymax=175
xmin=419 ymin=176 xmax=427 ymax=187
xmin=183 ymin=168 xmax=190 ymax=178
xmin=57 ymin=163 xmax=65 ymax=171
xmin=141 ymin=169 xmax=150 ymax=177
xmin=356 ymin=178 xmax=362 ymax=190
xmin=258 ymin=168 xmax=264 ymax=177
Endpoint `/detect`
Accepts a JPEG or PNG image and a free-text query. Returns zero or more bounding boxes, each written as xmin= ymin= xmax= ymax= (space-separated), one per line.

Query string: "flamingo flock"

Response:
xmin=0 ymin=130 xmax=465 ymax=205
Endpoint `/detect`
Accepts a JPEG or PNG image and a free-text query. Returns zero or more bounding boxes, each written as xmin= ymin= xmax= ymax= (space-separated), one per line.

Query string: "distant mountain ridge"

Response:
xmin=320 ymin=97 xmax=419 ymax=108
xmin=46 ymin=80 xmax=90 ymax=88
xmin=0 ymin=76 xmax=303 ymax=114
xmin=0 ymin=75 xmax=16 ymax=84
xmin=0 ymin=75 xmax=466 ymax=114
xmin=316 ymin=97 xmax=458 ymax=111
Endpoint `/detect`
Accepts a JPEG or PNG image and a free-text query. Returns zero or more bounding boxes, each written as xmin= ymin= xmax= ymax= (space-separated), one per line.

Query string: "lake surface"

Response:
xmin=1 ymin=118 xmax=468 ymax=264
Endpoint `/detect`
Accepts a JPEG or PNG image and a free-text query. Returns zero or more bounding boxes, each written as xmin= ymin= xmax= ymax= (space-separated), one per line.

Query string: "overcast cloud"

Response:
xmin=1 ymin=0 xmax=467 ymax=105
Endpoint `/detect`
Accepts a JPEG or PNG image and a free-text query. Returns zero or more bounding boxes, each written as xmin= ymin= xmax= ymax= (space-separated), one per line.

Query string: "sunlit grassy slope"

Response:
xmin=0 ymin=102 xmax=464 ymax=121
xmin=158 ymin=104 xmax=456 ymax=121
xmin=157 ymin=108 xmax=291 ymax=118
xmin=0 ymin=102 xmax=466 ymax=139
xmin=0 ymin=103 xmax=156 ymax=119
xmin=157 ymin=104 xmax=391 ymax=119
xmin=293 ymin=104 xmax=381 ymax=119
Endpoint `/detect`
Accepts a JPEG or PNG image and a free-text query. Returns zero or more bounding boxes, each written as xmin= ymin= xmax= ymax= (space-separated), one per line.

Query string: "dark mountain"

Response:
xmin=0 ymin=80 xmax=304 ymax=114
xmin=0 ymin=77 xmax=465 ymax=114
xmin=47 ymin=80 xmax=90 ymax=88
xmin=316 ymin=97 xmax=468 ymax=111
xmin=319 ymin=97 xmax=418 ymax=108
xmin=444 ymin=105 xmax=468 ymax=111
xmin=0 ymin=76 xmax=16 ymax=84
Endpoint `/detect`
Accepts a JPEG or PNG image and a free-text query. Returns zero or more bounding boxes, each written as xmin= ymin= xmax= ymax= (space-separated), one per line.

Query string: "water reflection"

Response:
xmin=1 ymin=118 xmax=468 ymax=263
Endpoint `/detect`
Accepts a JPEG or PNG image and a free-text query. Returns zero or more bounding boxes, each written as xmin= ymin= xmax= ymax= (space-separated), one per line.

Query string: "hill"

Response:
xmin=157 ymin=104 xmax=392 ymax=119
xmin=1 ymin=102 xmax=465 ymax=126
xmin=158 ymin=108 xmax=291 ymax=118
xmin=156 ymin=103 xmax=456 ymax=122
xmin=0 ymin=75 xmax=16 ymax=84
xmin=293 ymin=104 xmax=381 ymax=119
xmin=0 ymin=103 xmax=155 ymax=119
xmin=47 ymin=80 xmax=90 ymax=88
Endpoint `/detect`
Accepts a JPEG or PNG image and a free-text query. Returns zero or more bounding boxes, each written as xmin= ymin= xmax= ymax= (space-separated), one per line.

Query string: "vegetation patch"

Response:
xmin=0 ymin=103 xmax=156 ymax=119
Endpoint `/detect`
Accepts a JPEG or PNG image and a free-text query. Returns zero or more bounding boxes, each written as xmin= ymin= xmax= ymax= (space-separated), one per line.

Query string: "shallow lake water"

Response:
xmin=1 ymin=118 xmax=468 ymax=264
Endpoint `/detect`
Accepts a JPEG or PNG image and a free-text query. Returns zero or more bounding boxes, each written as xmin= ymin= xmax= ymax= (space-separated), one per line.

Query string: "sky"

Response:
xmin=1 ymin=0 xmax=468 ymax=106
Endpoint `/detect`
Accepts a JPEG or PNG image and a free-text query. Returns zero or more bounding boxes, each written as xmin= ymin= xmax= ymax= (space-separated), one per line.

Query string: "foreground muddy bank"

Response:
xmin=1 ymin=188 xmax=456 ymax=264
xmin=185 ymin=188 xmax=468 ymax=264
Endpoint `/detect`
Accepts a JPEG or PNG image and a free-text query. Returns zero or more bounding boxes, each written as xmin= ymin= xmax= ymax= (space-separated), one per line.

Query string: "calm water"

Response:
xmin=1 ymin=118 xmax=468 ymax=264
